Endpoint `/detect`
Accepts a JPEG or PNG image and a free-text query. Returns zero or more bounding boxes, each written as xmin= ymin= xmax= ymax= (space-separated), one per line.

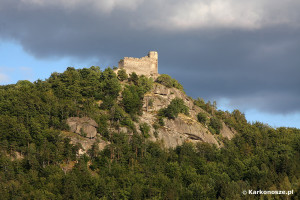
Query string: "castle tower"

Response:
xmin=148 ymin=51 xmax=158 ymax=60
xmin=118 ymin=51 xmax=158 ymax=77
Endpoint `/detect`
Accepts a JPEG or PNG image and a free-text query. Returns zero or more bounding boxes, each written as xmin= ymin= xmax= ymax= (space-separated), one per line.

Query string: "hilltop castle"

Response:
xmin=117 ymin=51 xmax=158 ymax=77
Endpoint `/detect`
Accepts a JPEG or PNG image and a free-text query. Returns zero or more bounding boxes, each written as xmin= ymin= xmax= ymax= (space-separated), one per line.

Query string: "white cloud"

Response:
xmin=0 ymin=72 xmax=10 ymax=84
xmin=150 ymin=0 xmax=300 ymax=30
xmin=176 ymin=1 xmax=260 ymax=29
xmin=21 ymin=0 xmax=144 ymax=13
xmin=18 ymin=0 xmax=300 ymax=30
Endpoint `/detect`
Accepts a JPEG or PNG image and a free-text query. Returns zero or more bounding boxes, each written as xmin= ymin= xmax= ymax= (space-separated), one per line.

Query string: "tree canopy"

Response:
xmin=0 ymin=66 xmax=299 ymax=199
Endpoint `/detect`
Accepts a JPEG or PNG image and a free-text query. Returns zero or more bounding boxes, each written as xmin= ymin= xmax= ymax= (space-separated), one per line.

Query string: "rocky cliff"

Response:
xmin=138 ymin=83 xmax=235 ymax=148
xmin=65 ymin=83 xmax=236 ymax=152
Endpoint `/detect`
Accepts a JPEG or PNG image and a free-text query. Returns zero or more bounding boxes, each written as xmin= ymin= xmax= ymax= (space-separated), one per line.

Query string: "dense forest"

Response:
xmin=0 ymin=66 xmax=299 ymax=199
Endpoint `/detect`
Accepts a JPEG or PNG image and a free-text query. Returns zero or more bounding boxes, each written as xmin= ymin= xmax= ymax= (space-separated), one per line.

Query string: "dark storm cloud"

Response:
xmin=1 ymin=0 xmax=300 ymax=114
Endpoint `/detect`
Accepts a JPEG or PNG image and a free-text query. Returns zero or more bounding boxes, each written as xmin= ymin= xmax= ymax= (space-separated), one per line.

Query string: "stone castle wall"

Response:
xmin=118 ymin=51 xmax=158 ymax=77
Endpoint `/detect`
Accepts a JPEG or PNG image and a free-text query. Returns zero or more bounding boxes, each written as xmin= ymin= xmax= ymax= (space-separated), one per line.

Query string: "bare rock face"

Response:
xmin=139 ymin=112 xmax=221 ymax=148
xmin=163 ymin=115 xmax=219 ymax=145
xmin=139 ymin=83 xmax=236 ymax=148
xmin=220 ymin=122 xmax=236 ymax=140
xmin=66 ymin=117 xmax=98 ymax=138
xmin=153 ymin=84 xmax=169 ymax=96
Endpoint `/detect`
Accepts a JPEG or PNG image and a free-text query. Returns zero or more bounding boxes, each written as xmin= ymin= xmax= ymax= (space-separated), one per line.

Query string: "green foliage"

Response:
xmin=0 ymin=66 xmax=299 ymax=200
xmin=137 ymin=75 xmax=153 ymax=94
xmin=99 ymin=68 xmax=121 ymax=105
xmin=0 ymin=115 xmax=31 ymax=147
xmin=121 ymin=85 xmax=143 ymax=116
xmin=120 ymin=73 xmax=153 ymax=116
xmin=109 ymin=104 xmax=136 ymax=132
xmin=109 ymin=104 xmax=126 ymax=123
xmin=117 ymin=68 xmax=128 ymax=81
xmin=194 ymin=97 xmax=206 ymax=109
xmin=209 ymin=117 xmax=223 ymax=134
xmin=120 ymin=116 xmax=135 ymax=132
xmin=120 ymin=116 xmax=136 ymax=133
xmin=148 ymin=98 xmax=154 ymax=107
xmin=197 ymin=112 xmax=208 ymax=125
xmin=156 ymin=74 xmax=173 ymax=88
xmin=219 ymin=109 xmax=248 ymax=131
xmin=128 ymin=72 xmax=139 ymax=85
xmin=139 ymin=123 xmax=150 ymax=138
xmin=194 ymin=98 xmax=217 ymax=115
xmin=158 ymin=116 xmax=165 ymax=126
xmin=159 ymin=98 xmax=189 ymax=119
xmin=0 ymin=66 xmax=122 ymax=150
xmin=153 ymin=130 xmax=159 ymax=138
xmin=16 ymin=80 xmax=34 ymax=88
xmin=80 ymin=128 xmax=87 ymax=137
xmin=156 ymin=74 xmax=184 ymax=91
xmin=0 ymin=112 xmax=299 ymax=200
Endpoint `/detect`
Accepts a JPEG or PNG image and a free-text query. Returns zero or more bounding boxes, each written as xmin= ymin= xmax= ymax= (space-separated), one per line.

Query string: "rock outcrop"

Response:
xmin=66 ymin=117 xmax=98 ymax=138
xmin=65 ymin=83 xmax=236 ymax=150
xmin=138 ymin=83 xmax=236 ymax=148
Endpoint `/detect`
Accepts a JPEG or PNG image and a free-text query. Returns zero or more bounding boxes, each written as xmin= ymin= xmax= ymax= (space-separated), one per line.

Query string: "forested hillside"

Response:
xmin=0 ymin=67 xmax=299 ymax=199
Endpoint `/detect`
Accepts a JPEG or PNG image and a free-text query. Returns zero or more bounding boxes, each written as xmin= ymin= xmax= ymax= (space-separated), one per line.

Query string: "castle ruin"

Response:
xmin=118 ymin=51 xmax=158 ymax=77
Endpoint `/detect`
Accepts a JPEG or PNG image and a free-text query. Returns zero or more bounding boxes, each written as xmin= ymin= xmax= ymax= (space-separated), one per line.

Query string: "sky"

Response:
xmin=0 ymin=0 xmax=300 ymax=128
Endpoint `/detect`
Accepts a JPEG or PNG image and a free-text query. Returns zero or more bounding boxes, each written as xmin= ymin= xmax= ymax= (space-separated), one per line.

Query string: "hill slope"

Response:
xmin=0 ymin=66 xmax=299 ymax=199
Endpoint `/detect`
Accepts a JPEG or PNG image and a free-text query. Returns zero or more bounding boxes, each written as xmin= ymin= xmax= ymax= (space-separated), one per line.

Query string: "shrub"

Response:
xmin=153 ymin=131 xmax=158 ymax=138
xmin=194 ymin=98 xmax=206 ymax=110
xmin=80 ymin=128 xmax=87 ymax=137
xmin=209 ymin=117 xmax=223 ymax=134
xmin=122 ymin=85 xmax=143 ymax=115
xmin=156 ymin=74 xmax=184 ymax=91
xmin=109 ymin=104 xmax=126 ymax=122
xmin=153 ymin=122 xmax=160 ymax=130
xmin=197 ymin=112 xmax=208 ymax=125
xmin=120 ymin=116 xmax=135 ymax=131
xmin=96 ymin=114 xmax=109 ymax=139
xmin=159 ymin=98 xmax=189 ymax=119
xmin=140 ymin=123 xmax=150 ymax=138
xmin=117 ymin=69 xmax=128 ymax=81
xmin=158 ymin=116 xmax=165 ymax=126
xmin=156 ymin=74 xmax=173 ymax=88
xmin=129 ymin=72 xmax=139 ymax=85
xmin=138 ymin=75 xmax=153 ymax=94
xmin=148 ymin=98 xmax=154 ymax=107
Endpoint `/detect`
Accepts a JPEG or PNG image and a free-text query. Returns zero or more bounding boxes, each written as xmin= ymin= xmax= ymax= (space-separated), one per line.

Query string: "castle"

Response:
xmin=117 ymin=51 xmax=158 ymax=77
